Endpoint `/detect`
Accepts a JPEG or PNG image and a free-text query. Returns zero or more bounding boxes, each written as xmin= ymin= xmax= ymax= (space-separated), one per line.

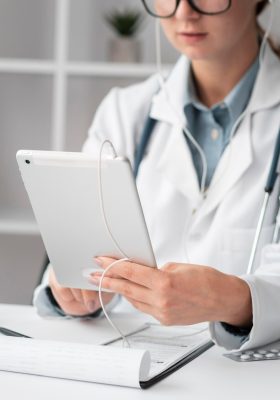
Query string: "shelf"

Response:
xmin=0 ymin=212 xmax=39 ymax=236
xmin=0 ymin=59 xmax=56 ymax=74
xmin=66 ymin=62 xmax=172 ymax=78
xmin=0 ymin=58 xmax=172 ymax=78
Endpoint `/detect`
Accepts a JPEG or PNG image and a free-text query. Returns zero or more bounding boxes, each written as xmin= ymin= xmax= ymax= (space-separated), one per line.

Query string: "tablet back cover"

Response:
xmin=17 ymin=150 xmax=156 ymax=289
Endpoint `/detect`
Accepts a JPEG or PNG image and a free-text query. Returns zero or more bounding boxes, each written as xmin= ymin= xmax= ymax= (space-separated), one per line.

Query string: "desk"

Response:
xmin=0 ymin=304 xmax=277 ymax=400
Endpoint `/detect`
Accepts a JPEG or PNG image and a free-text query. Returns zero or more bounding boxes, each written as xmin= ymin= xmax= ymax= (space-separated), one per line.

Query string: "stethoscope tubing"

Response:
xmin=247 ymin=127 xmax=280 ymax=274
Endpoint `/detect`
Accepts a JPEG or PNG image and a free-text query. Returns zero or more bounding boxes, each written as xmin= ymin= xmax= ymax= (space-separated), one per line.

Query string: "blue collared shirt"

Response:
xmin=184 ymin=58 xmax=259 ymax=189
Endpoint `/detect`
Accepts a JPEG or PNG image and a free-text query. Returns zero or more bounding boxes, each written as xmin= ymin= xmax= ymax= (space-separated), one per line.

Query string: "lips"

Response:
xmin=177 ymin=31 xmax=208 ymax=44
xmin=179 ymin=31 xmax=208 ymax=36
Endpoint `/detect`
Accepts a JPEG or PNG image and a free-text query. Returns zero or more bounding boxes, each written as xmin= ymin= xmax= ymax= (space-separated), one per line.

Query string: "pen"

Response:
xmin=0 ymin=326 xmax=32 ymax=338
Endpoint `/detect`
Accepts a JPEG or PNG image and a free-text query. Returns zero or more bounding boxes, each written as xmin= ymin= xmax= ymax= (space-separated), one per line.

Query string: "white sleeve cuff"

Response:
xmin=32 ymin=266 xmax=64 ymax=318
xmin=210 ymin=249 xmax=280 ymax=351
xmin=209 ymin=321 xmax=250 ymax=350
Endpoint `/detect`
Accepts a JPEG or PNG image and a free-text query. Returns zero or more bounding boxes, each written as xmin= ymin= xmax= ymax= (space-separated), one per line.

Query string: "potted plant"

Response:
xmin=105 ymin=8 xmax=144 ymax=63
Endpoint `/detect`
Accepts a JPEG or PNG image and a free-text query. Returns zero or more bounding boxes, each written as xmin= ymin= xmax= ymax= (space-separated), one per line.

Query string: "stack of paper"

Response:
xmin=0 ymin=323 xmax=212 ymax=388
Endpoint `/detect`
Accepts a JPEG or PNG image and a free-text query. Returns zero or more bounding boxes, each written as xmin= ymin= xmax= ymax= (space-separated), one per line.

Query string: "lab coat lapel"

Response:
xmin=146 ymin=46 xmax=279 ymax=217
xmin=150 ymin=96 xmax=252 ymax=213
xmin=196 ymin=46 xmax=280 ymax=220
xmin=248 ymin=45 xmax=280 ymax=113
xmin=198 ymin=115 xmax=253 ymax=220
xmin=156 ymin=123 xmax=201 ymax=205
xmin=148 ymin=56 xmax=202 ymax=205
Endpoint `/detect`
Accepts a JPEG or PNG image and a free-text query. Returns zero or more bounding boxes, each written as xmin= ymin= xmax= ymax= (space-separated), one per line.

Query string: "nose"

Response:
xmin=175 ymin=0 xmax=201 ymax=20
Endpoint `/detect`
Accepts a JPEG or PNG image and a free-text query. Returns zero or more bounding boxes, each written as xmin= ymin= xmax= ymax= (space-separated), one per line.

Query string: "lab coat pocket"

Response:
xmin=220 ymin=224 xmax=275 ymax=275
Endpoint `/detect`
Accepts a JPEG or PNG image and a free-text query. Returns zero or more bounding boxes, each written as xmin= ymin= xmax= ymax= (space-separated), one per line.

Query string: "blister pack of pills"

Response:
xmin=224 ymin=344 xmax=280 ymax=362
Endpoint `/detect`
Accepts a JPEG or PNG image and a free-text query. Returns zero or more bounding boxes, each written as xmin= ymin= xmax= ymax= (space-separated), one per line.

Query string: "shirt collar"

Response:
xmin=185 ymin=57 xmax=260 ymax=123
xmin=150 ymin=44 xmax=280 ymax=125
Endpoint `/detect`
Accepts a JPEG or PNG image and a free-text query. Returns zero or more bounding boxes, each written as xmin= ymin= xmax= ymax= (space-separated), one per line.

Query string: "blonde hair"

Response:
xmin=256 ymin=0 xmax=280 ymax=57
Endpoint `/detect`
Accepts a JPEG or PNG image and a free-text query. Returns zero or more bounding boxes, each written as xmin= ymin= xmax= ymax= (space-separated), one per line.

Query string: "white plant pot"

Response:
xmin=108 ymin=37 xmax=141 ymax=63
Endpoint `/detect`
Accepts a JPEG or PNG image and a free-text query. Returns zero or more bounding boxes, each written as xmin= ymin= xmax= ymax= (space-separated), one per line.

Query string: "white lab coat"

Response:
xmin=81 ymin=44 xmax=280 ymax=351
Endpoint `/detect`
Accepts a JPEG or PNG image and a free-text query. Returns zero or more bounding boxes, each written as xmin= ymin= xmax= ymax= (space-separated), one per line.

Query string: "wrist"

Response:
xmin=218 ymin=275 xmax=252 ymax=328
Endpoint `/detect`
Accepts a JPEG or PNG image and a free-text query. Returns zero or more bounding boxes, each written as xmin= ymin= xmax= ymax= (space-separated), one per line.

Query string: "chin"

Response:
xmin=172 ymin=41 xmax=210 ymax=61
xmin=178 ymin=44 xmax=222 ymax=62
xmin=180 ymin=49 xmax=212 ymax=61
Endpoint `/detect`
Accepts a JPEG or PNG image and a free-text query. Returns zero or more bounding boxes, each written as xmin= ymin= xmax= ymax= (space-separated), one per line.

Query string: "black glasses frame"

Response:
xmin=140 ymin=0 xmax=232 ymax=18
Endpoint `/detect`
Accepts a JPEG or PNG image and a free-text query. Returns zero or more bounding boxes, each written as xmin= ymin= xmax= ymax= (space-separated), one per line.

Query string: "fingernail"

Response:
xmin=93 ymin=257 xmax=103 ymax=266
xmin=91 ymin=271 xmax=102 ymax=277
xmin=86 ymin=301 xmax=97 ymax=313
xmin=90 ymin=277 xmax=100 ymax=285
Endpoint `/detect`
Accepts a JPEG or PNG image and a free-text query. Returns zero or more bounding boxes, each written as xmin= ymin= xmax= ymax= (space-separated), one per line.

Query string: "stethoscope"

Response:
xmin=134 ymin=115 xmax=280 ymax=275
xmin=247 ymin=126 xmax=280 ymax=274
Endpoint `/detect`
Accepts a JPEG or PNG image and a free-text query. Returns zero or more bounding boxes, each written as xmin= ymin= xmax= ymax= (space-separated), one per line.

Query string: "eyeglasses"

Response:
xmin=141 ymin=0 xmax=232 ymax=18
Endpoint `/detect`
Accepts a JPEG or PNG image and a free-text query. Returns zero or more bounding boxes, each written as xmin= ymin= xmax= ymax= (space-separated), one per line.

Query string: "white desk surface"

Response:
xmin=0 ymin=304 xmax=277 ymax=400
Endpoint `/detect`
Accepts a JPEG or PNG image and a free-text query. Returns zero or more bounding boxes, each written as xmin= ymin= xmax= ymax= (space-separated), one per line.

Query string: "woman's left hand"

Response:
xmin=90 ymin=257 xmax=252 ymax=328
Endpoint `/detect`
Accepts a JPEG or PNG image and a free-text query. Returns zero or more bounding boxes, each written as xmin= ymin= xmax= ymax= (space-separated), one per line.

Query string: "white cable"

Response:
xmin=155 ymin=17 xmax=162 ymax=77
xmin=154 ymin=6 xmax=275 ymax=263
xmin=259 ymin=0 xmax=275 ymax=66
xmin=97 ymin=140 xmax=205 ymax=341
xmin=98 ymin=258 xmax=131 ymax=348
xmin=96 ymin=3 xmax=278 ymax=341
xmin=155 ymin=19 xmax=208 ymax=193
xmin=97 ymin=140 xmax=131 ymax=347
xmin=98 ymin=2 xmax=277 ymax=333
xmin=154 ymin=2 xmax=275 ymax=195
xmin=206 ymin=107 xmax=250 ymax=192
xmin=98 ymin=140 xmax=128 ymax=259
xmin=209 ymin=1 xmax=275 ymax=191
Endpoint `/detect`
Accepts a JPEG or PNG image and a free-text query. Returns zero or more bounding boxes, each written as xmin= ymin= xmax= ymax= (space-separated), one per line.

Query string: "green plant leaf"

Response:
xmin=105 ymin=8 xmax=144 ymax=37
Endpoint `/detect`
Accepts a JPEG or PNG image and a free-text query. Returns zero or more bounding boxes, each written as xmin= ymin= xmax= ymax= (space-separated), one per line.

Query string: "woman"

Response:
xmin=34 ymin=0 xmax=280 ymax=350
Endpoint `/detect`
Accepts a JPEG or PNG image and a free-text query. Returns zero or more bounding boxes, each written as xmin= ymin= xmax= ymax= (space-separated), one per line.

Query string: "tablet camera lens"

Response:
xmin=25 ymin=160 xmax=30 ymax=164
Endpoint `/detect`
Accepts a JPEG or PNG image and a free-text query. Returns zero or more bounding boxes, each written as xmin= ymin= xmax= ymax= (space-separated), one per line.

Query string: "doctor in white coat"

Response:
xmin=36 ymin=0 xmax=280 ymax=351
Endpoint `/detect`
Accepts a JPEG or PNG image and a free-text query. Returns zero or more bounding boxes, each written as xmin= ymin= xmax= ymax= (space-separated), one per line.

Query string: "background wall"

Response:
xmin=0 ymin=0 xmax=178 ymax=304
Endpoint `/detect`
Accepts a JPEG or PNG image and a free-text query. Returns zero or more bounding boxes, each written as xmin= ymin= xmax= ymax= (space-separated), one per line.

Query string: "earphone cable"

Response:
xmin=97 ymin=140 xmax=130 ymax=346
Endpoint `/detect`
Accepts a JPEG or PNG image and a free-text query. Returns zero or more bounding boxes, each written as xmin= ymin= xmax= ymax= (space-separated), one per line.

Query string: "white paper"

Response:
xmin=108 ymin=323 xmax=211 ymax=380
xmin=0 ymin=336 xmax=150 ymax=388
xmin=0 ymin=323 xmax=211 ymax=387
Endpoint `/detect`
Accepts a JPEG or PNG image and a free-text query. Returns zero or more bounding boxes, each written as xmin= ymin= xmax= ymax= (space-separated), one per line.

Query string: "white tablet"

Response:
xmin=16 ymin=150 xmax=156 ymax=290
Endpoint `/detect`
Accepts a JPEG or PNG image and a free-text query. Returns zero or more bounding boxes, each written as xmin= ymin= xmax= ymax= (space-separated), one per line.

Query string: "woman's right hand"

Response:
xmin=48 ymin=268 xmax=115 ymax=316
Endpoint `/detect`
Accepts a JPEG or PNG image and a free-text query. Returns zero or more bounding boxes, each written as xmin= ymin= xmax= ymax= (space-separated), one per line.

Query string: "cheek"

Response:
xmin=159 ymin=2 xmax=257 ymax=60
xmin=160 ymin=18 xmax=235 ymax=60
xmin=209 ymin=2 xmax=257 ymax=48
xmin=206 ymin=22 xmax=237 ymax=52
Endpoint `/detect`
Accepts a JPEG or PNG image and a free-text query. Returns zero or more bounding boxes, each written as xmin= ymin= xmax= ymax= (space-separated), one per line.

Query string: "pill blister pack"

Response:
xmin=224 ymin=345 xmax=280 ymax=362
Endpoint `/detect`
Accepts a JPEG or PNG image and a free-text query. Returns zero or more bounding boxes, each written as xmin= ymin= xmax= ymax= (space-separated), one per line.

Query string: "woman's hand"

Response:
xmin=49 ymin=268 xmax=115 ymax=316
xmin=90 ymin=258 xmax=252 ymax=327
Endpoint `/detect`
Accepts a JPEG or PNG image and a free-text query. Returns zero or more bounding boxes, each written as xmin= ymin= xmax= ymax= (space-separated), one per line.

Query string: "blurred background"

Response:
xmin=0 ymin=0 xmax=279 ymax=305
xmin=0 ymin=0 xmax=178 ymax=305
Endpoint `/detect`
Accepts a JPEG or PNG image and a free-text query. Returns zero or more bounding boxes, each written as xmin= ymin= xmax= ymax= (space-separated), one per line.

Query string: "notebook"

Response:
xmin=0 ymin=322 xmax=213 ymax=388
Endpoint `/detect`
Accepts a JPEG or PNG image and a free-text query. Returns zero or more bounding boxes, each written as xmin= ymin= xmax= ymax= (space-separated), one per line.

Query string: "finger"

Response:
xmin=93 ymin=257 xmax=159 ymax=289
xmin=57 ymin=297 xmax=94 ymax=317
xmin=81 ymin=290 xmax=100 ymax=313
xmin=125 ymin=296 xmax=156 ymax=317
xmin=70 ymin=288 xmax=83 ymax=303
xmin=48 ymin=268 xmax=98 ymax=316
xmin=82 ymin=289 xmax=115 ymax=312
xmin=49 ymin=269 xmax=75 ymax=302
xmin=99 ymin=292 xmax=116 ymax=305
xmin=89 ymin=276 xmax=153 ymax=305
xmin=50 ymin=284 xmax=99 ymax=316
